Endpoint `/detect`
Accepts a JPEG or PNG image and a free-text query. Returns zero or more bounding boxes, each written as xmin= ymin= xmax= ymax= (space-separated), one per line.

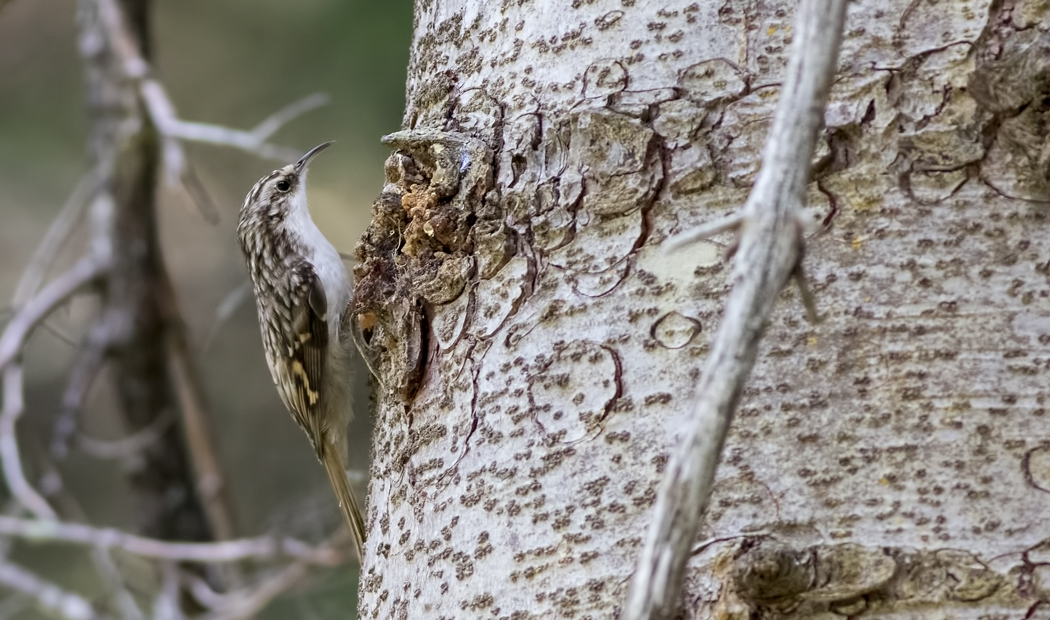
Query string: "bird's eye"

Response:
xmin=275 ymin=179 xmax=291 ymax=192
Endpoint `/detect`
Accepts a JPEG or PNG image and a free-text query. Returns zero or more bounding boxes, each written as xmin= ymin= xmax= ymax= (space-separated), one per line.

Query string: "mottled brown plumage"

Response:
xmin=236 ymin=143 xmax=365 ymax=561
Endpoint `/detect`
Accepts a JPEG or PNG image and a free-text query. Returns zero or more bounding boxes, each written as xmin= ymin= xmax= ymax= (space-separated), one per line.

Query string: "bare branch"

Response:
xmin=161 ymin=91 xmax=326 ymax=225
xmin=0 ymin=514 xmax=342 ymax=564
xmin=0 ymin=558 xmax=109 ymax=620
xmin=90 ymin=0 xmax=245 ymax=552
xmin=152 ymin=90 xmax=328 ymax=158
xmin=92 ymin=0 xmax=321 ymax=229
xmin=1 ymin=365 xmax=56 ymax=519
xmin=84 ymin=0 xmax=216 ymax=544
xmin=0 ymin=257 xmax=108 ymax=376
xmin=24 ymin=431 xmax=146 ymax=620
xmin=139 ymin=80 xmax=302 ymax=163
xmin=623 ymin=0 xmax=848 ymax=616
xmin=4 ymin=255 xmax=110 ymax=465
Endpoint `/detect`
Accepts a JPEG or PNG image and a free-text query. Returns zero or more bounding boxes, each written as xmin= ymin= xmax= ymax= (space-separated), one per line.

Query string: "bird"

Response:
xmin=236 ymin=142 xmax=365 ymax=561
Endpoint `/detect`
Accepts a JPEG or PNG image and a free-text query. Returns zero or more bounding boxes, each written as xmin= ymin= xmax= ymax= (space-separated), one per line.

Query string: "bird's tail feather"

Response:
xmin=321 ymin=448 xmax=366 ymax=563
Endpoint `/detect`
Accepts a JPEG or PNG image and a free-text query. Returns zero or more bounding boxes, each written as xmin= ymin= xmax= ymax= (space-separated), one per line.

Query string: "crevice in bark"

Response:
xmin=815 ymin=179 xmax=840 ymax=228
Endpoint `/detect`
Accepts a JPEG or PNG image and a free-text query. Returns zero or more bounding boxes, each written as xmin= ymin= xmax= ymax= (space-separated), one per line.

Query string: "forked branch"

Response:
xmin=0 ymin=257 xmax=108 ymax=520
xmin=0 ymin=256 xmax=108 ymax=376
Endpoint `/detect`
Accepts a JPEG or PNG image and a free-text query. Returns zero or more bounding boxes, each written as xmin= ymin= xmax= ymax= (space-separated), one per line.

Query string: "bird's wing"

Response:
xmin=269 ymin=260 xmax=329 ymax=455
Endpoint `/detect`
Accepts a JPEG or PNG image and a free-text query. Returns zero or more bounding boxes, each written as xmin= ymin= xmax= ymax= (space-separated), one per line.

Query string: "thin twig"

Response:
xmin=1 ymin=365 xmax=56 ymax=519
xmin=0 ymin=514 xmax=341 ymax=564
xmin=0 ymin=257 xmax=108 ymax=376
xmin=53 ymin=325 xmax=110 ymax=458
xmin=0 ymin=308 xmax=83 ymax=349
xmin=76 ymin=409 xmax=175 ymax=460
xmin=193 ymin=530 xmax=349 ymax=620
xmin=662 ymin=213 xmax=744 ymax=253
xmin=792 ymin=263 xmax=822 ymax=324
xmin=40 ymin=320 xmax=81 ymax=348
xmin=199 ymin=281 xmax=252 ymax=352
xmin=152 ymin=263 xmax=242 ymax=547
xmin=0 ymin=557 xmax=109 ymax=620
xmin=622 ymin=0 xmax=848 ymax=616
xmin=24 ymin=434 xmax=146 ymax=620
xmin=153 ymin=562 xmax=186 ymax=620
xmin=200 ymin=561 xmax=310 ymax=620
xmin=90 ymin=546 xmax=145 ymax=620
xmin=166 ymin=332 xmax=237 ymax=541
xmin=12 ymin=172 xmax=98 ymax=307
xmin=249 ymin=93 xmax=330 ymax=143
xmin=177 ymin=162 xmax=221 ymax=225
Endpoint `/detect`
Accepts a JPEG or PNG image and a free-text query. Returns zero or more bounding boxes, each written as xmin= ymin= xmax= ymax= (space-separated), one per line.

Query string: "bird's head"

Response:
xmin=238 ymin=141 xmax=333 ymax=228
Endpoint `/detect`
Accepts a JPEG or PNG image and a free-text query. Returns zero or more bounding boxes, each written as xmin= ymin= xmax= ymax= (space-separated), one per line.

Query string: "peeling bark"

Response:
xmin=356 ymin=0 xmax=1050 ymax=617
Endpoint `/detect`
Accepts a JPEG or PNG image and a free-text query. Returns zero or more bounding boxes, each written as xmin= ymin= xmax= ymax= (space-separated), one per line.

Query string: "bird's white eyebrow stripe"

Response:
xmin=243 ymin=170 xmax=282 ymax=208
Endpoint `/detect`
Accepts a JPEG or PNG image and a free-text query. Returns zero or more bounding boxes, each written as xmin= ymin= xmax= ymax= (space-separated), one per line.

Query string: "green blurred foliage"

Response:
xmin=0 ymin=0 xmax=412 ymax=616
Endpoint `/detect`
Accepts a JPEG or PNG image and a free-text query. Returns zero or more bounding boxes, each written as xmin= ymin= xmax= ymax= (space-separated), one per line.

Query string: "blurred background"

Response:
xmin=0 ymin=0 xmax=411 ymax=616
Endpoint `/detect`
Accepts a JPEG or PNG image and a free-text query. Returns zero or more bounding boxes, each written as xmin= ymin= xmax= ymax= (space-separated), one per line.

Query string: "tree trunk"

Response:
xmin=79 ymin=0 xmax=212 ymax=544
xmin=355 ymin=0 xmax=1050 ymax=617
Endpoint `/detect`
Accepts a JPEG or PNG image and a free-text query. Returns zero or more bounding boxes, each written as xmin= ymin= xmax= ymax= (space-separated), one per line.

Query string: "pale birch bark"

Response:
xmin=355 ymin=0 xmax=1050 ymax=618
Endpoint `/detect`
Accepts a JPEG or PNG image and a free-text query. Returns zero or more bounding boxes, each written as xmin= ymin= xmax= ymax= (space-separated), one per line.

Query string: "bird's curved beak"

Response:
xmin=295 ymin=141 xmax=334 ymax=171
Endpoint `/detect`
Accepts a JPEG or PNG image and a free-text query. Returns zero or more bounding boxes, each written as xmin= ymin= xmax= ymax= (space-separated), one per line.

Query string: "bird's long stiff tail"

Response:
xmin=320 ymin=447 xmax=366 ymax=562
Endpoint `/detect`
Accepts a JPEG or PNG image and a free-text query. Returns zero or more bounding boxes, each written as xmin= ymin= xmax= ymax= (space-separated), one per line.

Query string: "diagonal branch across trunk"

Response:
xmin=623 ymin=0 xmax=848 ymax=615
